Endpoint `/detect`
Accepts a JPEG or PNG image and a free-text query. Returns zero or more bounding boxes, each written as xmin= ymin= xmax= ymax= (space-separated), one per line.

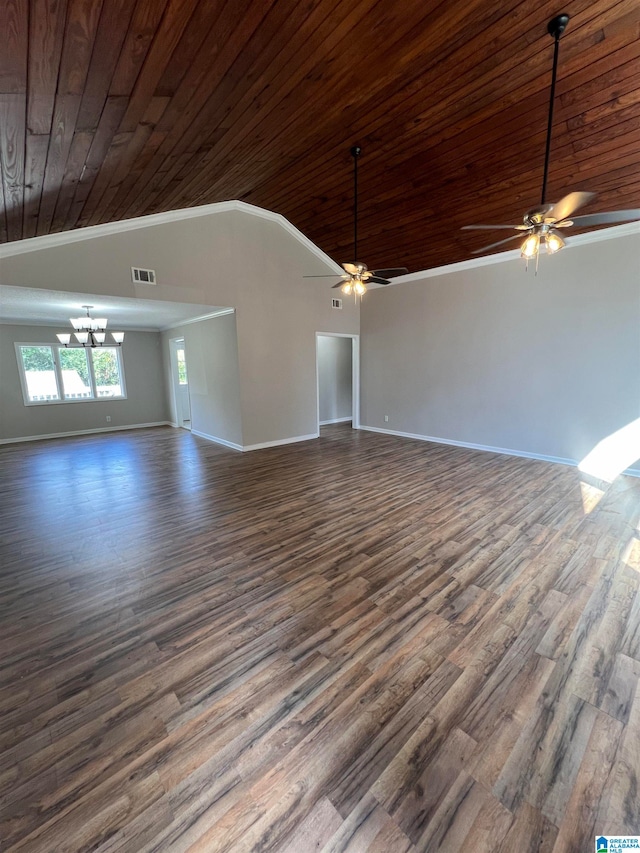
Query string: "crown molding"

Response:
xmin=161 ymin=308 xmax=235 ymax=331
xmin=0 ymin=200 xmax=344 ymax=275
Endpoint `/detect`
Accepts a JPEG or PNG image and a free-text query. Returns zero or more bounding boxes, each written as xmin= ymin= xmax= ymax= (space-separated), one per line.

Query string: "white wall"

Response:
xmin=0 ymin=324 xmax=169 ymax=441
xmin=318 ymin=335 xmax=352 ymax=423
xmin=0 ymin=205 xmax=360 ymax=448
xmin=360 ymin=232 xmax=640 ymax=472
xmin=161 ymin=313 xmax=243 ymax=448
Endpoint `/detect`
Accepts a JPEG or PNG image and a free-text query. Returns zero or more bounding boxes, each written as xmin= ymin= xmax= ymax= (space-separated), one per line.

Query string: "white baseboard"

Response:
xmin=243 ymin=432 xmax=318 ymax=452
xmin=0 ymin=421 xmax=172 ymax=445
xmin=319 ymin=417 xmax=352 ymax=425
xmin=190 ymin=428 xmax=243 ymax=451
xmin=192 ymin=429 xmax=318 ymax=452
xmin=359 ymin=425 xmax=640 ymax=478
xmin=1 ymin=423 xmax=316 ymax=455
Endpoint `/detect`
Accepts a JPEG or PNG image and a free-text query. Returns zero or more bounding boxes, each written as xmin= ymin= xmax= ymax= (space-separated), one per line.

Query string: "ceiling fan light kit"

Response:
xmin=461 ymin=13 xmax=640 ymax=271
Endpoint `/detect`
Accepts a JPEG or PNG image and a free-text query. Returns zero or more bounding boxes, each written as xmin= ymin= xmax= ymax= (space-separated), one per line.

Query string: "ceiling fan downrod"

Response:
xmin=351 ymin=145 xmax=361 ymax=262
xmin=541 ymin=13 xmax=569 ymax=206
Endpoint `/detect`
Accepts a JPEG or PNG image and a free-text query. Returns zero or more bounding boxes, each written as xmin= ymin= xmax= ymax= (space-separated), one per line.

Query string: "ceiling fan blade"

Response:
xmin=471 ymin=234 xmax=524 ymax=254
xmin=371 ymin=267 xmax=409 ymax=278
xmin=303 ymin=274 xmax=345 ymax=278
xmin=368 ymin=276 xmax=392 ymax=285
xmin=546 ymin=191 xmax=596 ymax=223
xmin=560 ymin=209 xmax=640 ymax=227
xmin=331 ymin=282 xmax=345 ymax=289
xmin=342 ymin=262 xmax=360 ymax=275
xmin=461 ymin=224 xmax=520 ymax=231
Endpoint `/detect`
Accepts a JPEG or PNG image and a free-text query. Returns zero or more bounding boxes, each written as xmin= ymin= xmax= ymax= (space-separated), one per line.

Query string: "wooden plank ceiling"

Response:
xmin=1 ymin=0 xmax=639 ymax=272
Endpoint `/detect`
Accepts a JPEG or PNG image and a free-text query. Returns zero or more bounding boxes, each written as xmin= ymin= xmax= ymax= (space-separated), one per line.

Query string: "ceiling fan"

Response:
xmin=461 ymin=13 xmax=640 ymax=268
xmin=304 ymin=146 xmax=408 ymax=296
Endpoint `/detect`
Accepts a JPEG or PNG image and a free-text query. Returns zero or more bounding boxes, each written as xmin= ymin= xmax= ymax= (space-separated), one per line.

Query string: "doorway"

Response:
xmin=170 ymin=338 xmax=191 ymax=430
xmin=316 ymin=333 xmax=359 ymax=432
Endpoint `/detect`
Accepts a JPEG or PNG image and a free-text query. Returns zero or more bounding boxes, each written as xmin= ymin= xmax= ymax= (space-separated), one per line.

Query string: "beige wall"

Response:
xmin=0 ymin=325 xmax=169 ymax=441
xmin=161 ymin=313 xmax=243 ymax=448
xmin=0 ymin=207 xmax=359 ymax=448
xmin=360 ymin=232 xmax=640 ymax=471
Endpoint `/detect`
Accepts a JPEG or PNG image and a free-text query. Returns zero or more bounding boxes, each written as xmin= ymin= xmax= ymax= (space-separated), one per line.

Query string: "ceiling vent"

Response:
xmin=331 ymin=297 xmax=342 ymax=309
xmin=131 ymin=267 xmax=156 ymax=284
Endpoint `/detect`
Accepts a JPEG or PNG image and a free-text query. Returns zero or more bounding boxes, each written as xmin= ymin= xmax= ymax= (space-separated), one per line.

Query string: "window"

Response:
xmin=92 ymin=348 xmax=124 ymax=397
xmin=59 ymin=348 xmax=93 ymax=399
xmin=176 ymin=347 xmax=188 ymax=385
xmin=16 ymin=344 xmax=126 ymax=406
xmin=18 ymin=346 xmax=61 ymax=402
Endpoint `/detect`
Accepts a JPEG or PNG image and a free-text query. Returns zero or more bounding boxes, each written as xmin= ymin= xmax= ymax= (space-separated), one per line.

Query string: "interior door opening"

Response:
xmin=171 ymin=338 xmax=191 ymax=430
xmin=316 ymin=333 xmax=359 ymax=433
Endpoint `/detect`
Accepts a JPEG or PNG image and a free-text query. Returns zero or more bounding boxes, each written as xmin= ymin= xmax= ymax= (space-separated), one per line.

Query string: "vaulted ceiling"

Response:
xmin=1 ymin=0 xmax=638 ymax=272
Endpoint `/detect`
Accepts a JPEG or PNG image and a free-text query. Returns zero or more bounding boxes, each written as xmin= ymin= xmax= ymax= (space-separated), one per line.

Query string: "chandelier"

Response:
xmin=56 ymin=305 xmax=125 ymax=348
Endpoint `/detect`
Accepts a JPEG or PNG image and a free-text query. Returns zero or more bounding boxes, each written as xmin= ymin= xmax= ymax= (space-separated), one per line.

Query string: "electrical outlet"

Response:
xmin=384 ymin=415 xmax=389 ymax=422
xmin=106 ymin=416 xmax=111 ymax=422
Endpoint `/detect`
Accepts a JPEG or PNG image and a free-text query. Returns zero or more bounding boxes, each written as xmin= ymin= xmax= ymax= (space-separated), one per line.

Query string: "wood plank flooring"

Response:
xmin=1 ymin=424 xmax=639 ymax=852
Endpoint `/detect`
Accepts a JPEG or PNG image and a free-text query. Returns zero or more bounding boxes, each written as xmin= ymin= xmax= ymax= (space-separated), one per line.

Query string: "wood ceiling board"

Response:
xmin=1 ymin=0 xmax=638 ymax=271
xmin=50 ymin=130 xmax=94 ymax=232
xmin=23 ymin=133 xmax=49 ymax=238
xmin=0 ymin=94 xmax=27 ymax=242
xmin=74 ymin=0 xmax=138 ymax=132
xmin=36 ymin=94 xmax=82 ymax=236
xmin=0 ymin=0 xmax=28 ymax=94
xmin=27 ymin=0 xmax=69 ymax=134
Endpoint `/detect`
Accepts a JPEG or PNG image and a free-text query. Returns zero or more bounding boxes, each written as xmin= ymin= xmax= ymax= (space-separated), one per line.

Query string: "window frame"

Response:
xmin=15 ymin=342 xmax=127 ymax=407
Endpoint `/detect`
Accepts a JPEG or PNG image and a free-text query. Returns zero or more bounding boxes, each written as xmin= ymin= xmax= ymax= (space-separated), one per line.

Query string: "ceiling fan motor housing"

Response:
xmin=547 ymin=13 xmax=570 ymax=39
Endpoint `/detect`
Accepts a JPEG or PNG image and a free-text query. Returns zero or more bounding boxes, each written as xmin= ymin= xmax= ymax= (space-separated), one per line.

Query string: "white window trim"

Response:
xmin=15 ymin=343 xmax=127 ymax=407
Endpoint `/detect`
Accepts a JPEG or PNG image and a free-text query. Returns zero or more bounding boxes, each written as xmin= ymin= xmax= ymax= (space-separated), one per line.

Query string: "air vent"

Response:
xmin=131 ymin=267 xmax=156 ymax=284
xmin=331 ymin=298 xmax=342 ymax=309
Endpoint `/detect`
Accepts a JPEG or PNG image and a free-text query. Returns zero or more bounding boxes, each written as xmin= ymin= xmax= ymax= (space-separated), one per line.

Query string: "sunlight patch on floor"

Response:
xmin=622 ymin=534 xmax=640 ymax=573
xmin=579 ymin=480 xmax=605 ymax=515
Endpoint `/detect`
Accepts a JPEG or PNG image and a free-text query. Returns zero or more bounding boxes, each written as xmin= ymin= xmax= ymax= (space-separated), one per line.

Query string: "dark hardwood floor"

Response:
xmin=1 ymin=424 xmax=639 ymax=852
